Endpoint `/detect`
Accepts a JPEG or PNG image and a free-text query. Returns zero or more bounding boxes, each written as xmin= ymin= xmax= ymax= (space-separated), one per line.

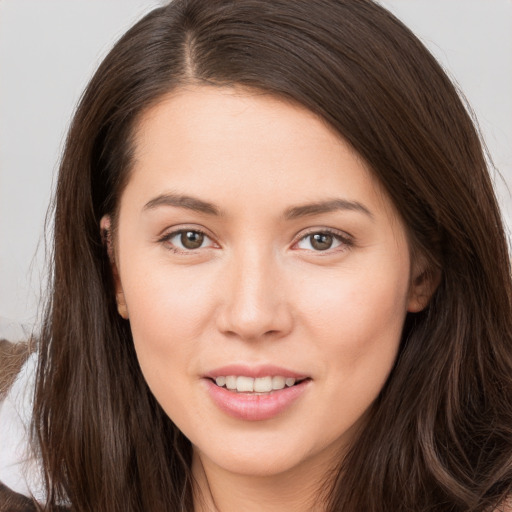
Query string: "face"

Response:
xmin=106 ymin=86 xmax=427 ymax=482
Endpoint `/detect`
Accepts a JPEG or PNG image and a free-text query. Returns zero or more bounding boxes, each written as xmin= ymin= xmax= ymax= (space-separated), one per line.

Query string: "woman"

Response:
xmin=1 ymin=0 xmax=512 ymax=510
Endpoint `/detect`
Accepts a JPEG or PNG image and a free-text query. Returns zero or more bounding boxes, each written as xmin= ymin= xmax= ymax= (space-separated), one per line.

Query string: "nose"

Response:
xmin=216 ymin=246 xmax=293 ymax=341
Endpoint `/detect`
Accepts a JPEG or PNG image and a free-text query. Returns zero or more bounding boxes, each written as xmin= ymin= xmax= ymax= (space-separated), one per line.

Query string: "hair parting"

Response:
xmin=32 ymin=1 xmax=512 ymax=510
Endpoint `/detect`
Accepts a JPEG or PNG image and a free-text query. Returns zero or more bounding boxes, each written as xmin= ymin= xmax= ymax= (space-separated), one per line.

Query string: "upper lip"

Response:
xmin=204 ymin=364 xmax=309 ymax=380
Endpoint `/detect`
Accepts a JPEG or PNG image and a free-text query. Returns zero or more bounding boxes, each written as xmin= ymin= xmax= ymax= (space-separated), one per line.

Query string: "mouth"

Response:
xmin=210 ymin=375 xmax=310 ymax=394
xmin=203 ymin=367 xmax=312 ymax=421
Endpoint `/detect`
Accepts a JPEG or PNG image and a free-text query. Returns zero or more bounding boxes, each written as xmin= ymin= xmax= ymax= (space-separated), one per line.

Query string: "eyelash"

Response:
xmin=293 ymin=228 xmax=353 ymax=254
xmin=158 ymin=227 xmax=353 ymax=254
xmin=158 ymin=228 xmax=215 ymax=254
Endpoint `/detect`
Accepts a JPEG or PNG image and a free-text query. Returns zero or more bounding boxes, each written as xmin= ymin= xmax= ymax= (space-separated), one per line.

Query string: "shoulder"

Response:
xmin=0 ymin=349 xmax=46 ymax=504
xmin=494 ymin=497 xmax=512 ymax=512
xmin=0 ymin=340 xmax=32 ymax=399
xmin=0 ymin=481 xmax=38 ymax=511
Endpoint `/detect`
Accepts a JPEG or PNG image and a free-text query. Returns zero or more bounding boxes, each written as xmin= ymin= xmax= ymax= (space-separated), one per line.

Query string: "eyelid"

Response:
xmin=157 ymin=225 xmax=219 ymax=253
xmin=156 ymin=225 xmax=353 ymax=254
xmin=291 ymin=227 xmax=354 ymax=252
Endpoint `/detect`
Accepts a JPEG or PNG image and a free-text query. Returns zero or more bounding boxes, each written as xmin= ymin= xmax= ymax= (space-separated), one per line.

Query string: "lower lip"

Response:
xmin=204 ymin=379 xmax=310 ymax=421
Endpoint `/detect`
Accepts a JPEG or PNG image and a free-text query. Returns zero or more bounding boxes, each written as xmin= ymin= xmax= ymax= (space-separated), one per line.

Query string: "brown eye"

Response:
xmin=180 ymin=230 xmax=205 ymax=249
xmin=310 ymin=233 xmax=334 ymax=251
xmin=162 ymin=229 xmax=216 ymax=253
xmin=295 ymin=230 xmax=347 ymax=252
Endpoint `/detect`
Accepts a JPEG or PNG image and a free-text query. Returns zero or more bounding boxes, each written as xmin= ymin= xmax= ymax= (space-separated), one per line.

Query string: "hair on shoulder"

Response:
xmin=32 ymin=1 xmax=512 ymax=511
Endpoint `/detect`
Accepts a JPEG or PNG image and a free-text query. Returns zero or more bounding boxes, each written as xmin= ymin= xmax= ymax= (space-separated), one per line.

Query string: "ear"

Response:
xmin=100 ymin=215 xmax=129 ymax=320
xmin=407 ymin=260 xmax=441 ymax=313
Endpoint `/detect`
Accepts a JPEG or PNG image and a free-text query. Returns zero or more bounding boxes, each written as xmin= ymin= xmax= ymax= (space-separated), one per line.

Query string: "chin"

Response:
xmin=193 ymin=428 xmax=344 ymax=479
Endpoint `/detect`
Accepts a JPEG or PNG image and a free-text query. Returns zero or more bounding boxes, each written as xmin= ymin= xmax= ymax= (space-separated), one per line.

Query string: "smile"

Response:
xmin=204 ymin=367 xmax=311 ymax=421
xmin=214 ymin=375 xmax=306 ymax=393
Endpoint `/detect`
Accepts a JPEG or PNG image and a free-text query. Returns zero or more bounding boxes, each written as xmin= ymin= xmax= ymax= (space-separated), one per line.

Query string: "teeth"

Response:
xmin=254 ymin=377 xmax=272 ymax=392
xmin=225 ymin=376 xmax=237 ymax=390
xmin=272 ymin=376 xmax=285 ymax=390
xmin=236 ymin=376 xmax=254 ymax=392
xmin=214 ymin=375 xmax=301 ymax=392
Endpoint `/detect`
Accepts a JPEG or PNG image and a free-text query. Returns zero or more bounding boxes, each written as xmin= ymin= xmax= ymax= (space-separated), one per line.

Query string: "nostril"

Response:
xmin=216 ymin=299 xmax=294 ymax=341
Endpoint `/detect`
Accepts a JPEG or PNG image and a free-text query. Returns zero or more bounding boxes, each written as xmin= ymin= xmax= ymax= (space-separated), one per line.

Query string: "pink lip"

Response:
xmin=205 ymin=364 xmax=308 ymax=380
xmin=203 ymin=365 xmax=311 ymax=421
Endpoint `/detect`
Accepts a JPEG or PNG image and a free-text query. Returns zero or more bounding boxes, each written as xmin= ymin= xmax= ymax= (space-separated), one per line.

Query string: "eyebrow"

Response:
xmin=143 ymin=193 xmax=373 ymax=221
xmin=284 ymin=199 xmax=374 ymax=221
xmin=143 ymin=193 xmax=222 ymax=216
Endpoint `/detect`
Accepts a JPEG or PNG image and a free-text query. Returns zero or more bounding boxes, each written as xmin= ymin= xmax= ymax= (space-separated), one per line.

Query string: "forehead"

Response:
xmin=124 ymin=85 xmax=397 ymax=223
xmin=134 ymin=85 xmax=347 ymax=160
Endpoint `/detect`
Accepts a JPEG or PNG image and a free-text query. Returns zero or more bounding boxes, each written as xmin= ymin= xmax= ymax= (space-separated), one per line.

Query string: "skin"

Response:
xmin=103 ymin=85 xmax=431 ymax=512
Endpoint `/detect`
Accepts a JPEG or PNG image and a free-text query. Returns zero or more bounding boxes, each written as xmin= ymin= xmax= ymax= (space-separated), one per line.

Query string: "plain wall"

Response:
xmin=1 ymin=0 xmax=511 ymax=340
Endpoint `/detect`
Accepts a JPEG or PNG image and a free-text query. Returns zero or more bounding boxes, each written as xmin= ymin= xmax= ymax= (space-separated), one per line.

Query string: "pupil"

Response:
xmin=181 ymin=231 xmax=204 ymax=249
xmin=311 ymin=233 xmax=333 ymax=250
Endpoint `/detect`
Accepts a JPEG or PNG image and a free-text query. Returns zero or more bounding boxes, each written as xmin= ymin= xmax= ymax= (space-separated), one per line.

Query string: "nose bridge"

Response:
xmin=217 ymin=241 xmax=291 ymax=340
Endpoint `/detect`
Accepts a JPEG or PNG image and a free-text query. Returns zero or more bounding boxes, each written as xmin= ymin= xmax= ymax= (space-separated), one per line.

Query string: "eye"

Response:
xmin=161 ymin=229 xmax=216 ymax=251
xmin=295 ymin=230 xmax=350 ymax=252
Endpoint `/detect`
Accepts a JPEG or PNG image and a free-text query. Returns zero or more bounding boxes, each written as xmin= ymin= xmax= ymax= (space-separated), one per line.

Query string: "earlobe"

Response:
xmin=407 ymin=265 xmax=441 ymax=313
xmin=100 ymin=215 xmax=129 ymax=320
xmin=116 ymin=293 xmax=129 ymax=320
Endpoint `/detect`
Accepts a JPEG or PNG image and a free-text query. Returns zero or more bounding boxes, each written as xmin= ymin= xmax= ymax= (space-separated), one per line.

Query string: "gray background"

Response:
xmin=1 ymin=0 xmax=511 ymax=340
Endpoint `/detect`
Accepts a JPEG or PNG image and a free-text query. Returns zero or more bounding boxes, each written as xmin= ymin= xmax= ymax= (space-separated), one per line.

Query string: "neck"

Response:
xmin=191 ymin=449 xmax=338 ymax=512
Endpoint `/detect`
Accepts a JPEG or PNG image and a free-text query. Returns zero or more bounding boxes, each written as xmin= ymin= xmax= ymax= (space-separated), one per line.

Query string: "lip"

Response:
xmin=204 ymin=364 xmax=308 ymax=380
xmin=203 ymin=365 xmax=311 ymax=421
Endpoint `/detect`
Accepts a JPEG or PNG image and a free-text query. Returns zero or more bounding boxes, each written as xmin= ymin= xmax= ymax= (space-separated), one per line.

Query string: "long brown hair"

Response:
xmin=34 ymin=1 xmax=512 ymax=510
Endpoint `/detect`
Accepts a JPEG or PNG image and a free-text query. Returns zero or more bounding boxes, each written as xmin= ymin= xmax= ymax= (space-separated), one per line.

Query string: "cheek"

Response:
xmin=118 ymin=257 xmax=220 ymax=394
xmin=297 ymin=259 xmax=409 ymax=386
xmin=124 ymin=259 xmax=216 ymax=339
xmin=120 ymin=266 xmax=216 ymax=429
xmin=295 ymin=271 xmax=408 ymax=436
xmin=301 ymin=259 xmax=409 ymax=335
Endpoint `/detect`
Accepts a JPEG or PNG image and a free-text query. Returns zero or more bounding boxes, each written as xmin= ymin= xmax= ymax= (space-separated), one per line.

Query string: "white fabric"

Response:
xmin=0 ymin=352 xmax=46 ymax=502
